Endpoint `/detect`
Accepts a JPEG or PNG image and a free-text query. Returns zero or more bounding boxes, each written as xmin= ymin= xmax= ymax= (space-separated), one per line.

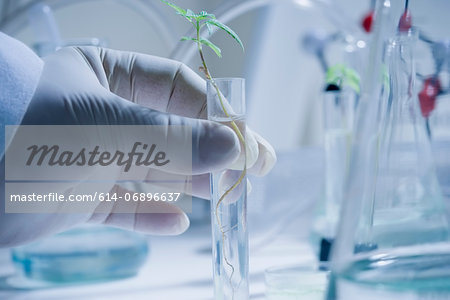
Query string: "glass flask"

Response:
xmin=207 ymin=78 xmax=249 ymax=300
xmin=327 ymin=11 xmax=450 ymax=300
xmin=265 ymin=264 xmax=329 ymax=300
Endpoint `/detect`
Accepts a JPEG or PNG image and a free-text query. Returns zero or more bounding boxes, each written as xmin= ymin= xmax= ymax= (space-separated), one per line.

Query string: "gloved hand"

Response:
xmin=0 ymin=46 xmax=276 ymax=247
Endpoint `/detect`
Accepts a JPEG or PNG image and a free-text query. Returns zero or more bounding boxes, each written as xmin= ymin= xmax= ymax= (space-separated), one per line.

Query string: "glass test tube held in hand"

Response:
xmin=207 ymin=78 xmax=249 ymax=300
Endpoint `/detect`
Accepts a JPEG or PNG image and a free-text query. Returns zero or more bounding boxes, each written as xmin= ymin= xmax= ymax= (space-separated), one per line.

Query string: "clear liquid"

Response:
xmin=330 ymin=251 xmax=450 ymax=300
xmin=211 ymin=191 xmax=248 ymax=300
xmin=209 ymin=116 xmax=246 ymax=171
xmin=311 ymin=129 xmax=351 ymax=261
xmin=369 ymin=208 xmax=450 ymax=248
xmin=210 ymin=116 xmax=249 ymax=300
xmin=208 ymin=115 xmax=245 ymax=123
xmin=324 ymin=128 xmax=352 ymax=221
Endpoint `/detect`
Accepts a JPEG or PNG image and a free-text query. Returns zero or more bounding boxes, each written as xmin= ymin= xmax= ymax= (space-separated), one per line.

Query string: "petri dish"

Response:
xmin=11 ymin=225 xmax=149 ymax=283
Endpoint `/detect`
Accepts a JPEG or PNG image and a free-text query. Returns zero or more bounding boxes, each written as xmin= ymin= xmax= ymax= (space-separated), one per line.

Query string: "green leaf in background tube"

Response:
xmin=326 ymin=64 xmax=360 ymax=94
xmin=326 ymin=64 xmax=344 ymax=85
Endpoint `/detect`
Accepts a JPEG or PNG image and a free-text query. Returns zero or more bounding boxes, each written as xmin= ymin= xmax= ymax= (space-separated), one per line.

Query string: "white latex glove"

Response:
xmin=0 ymin=46 xmax=276 ymax=247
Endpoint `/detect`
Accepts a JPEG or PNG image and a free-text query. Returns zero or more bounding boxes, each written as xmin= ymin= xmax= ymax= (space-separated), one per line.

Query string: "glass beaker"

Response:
xmin=327 ymin=26 xmax=450 ymax=300
xmin=207 ymin=78 xmax=249 ymax=300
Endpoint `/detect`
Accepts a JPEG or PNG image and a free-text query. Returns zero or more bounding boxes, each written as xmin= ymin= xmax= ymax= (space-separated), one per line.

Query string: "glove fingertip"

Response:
xmin=195 ymin=121 xmax=240 ymax=173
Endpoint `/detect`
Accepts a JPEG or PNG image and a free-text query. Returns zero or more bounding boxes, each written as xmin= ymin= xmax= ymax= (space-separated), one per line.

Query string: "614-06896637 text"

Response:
xmin=9 ymin=192 xmax=182 ymax=202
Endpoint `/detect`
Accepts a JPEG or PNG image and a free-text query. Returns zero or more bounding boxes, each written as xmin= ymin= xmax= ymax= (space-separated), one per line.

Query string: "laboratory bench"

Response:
xmin=0 ymin=148 xmax=324 ymax=299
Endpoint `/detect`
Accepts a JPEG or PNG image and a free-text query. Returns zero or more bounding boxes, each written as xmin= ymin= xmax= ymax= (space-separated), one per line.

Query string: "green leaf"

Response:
xmin=381 ymin=64 xmax=389 ymax=88
xmin=326 ymin=64 xmax=361 ymax=94
xmin=346 ymin=77 xmax=360 ymax=94
xmin=181 ymin=36 xmax=197 ymax=42
xmin=186 ymin=9 xmax=195 ymax=18
xmin=206 ymin=22 xmax=214 ymax=35
xmin=200 ymin=38 xmax=222 ymax=57
xmin=160 ymin=0 xmax=186 ymax=15
xmin=343 ymin=67 xmax=360 ymax=94
xmin=206 ymin=19 xmax=244 ymax=51
xmin=197 ymin=11 xmax=215 ymax=20
xmin=326 ymin=64 xmax=344 ymax=84
xmin=200 ymin=11 xmax=215 ymax=18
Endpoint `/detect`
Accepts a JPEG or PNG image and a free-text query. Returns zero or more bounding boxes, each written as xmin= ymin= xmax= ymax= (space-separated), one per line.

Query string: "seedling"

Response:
xmin=161 ymin=1 xmax=247 ymax=296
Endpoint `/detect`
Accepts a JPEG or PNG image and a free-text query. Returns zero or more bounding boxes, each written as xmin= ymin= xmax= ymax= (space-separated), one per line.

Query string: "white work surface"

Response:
xmin=0 ymin=148 xmax=324 ymax=300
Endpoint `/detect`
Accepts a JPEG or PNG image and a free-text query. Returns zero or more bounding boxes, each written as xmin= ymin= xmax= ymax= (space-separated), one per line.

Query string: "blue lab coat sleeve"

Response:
xmin=0 ymin=32 xmax=43 ymax=159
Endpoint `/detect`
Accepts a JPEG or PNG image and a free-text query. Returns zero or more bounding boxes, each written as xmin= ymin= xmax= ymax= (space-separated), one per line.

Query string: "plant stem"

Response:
xmin=197 ymin=25 xmax=245 ymax=144
xmin=197 ymin=23 xmax=246 ymax=298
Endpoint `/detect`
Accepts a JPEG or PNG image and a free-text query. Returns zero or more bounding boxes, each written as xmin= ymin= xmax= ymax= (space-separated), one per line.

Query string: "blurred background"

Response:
xmin=0 ymin=0 xmax=369 ymax=150
xmin=2 ymin=1 xmax=450 ymax=299
xmin=1 ymin=0 xmax=450 ymax=150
